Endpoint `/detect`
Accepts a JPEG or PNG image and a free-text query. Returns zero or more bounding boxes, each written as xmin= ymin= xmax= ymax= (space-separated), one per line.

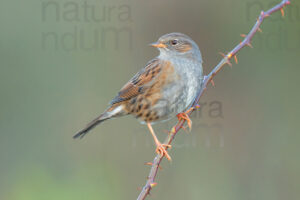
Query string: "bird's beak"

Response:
xmin=149 ymin=42 xmax=167 ymax=48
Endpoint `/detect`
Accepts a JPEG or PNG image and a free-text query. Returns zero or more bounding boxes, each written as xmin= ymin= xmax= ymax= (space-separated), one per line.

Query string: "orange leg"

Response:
xmin=147 ymin=123 xmax=172 ymax=161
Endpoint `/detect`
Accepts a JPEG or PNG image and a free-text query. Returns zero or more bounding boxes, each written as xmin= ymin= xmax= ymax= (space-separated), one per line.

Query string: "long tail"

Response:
xmin=73 ymin=105 xmax=125 ymax=139
xmin=73 ymin=113 xmax=109 ymax=139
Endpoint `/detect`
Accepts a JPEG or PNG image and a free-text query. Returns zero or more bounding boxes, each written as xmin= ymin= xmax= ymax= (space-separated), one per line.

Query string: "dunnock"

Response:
xmin=74 ymin=33 xmax=203 ymax=160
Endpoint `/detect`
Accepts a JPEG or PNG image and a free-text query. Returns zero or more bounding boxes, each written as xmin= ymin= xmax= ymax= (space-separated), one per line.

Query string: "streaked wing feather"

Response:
xmin=110 ymin=58 xmax=162 ymax=105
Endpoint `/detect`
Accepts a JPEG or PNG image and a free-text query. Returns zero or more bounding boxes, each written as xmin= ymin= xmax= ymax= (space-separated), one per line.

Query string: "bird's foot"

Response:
xmin=155 ymin=141 xmax=172 ymax=161
xmin=177 ymin=112 xmax=192 ymax=131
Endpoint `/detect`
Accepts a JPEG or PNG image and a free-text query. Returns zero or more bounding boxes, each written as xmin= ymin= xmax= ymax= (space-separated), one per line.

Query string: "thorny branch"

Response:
xmin=137 ymin=1 xmax=291 ymax=199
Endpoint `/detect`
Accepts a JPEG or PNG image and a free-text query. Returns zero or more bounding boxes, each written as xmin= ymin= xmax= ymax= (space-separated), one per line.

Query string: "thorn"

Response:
xmin=181 ymin=126 xmax=189 ymax=133
xmin=246 ymin=42 xmax=253 ymax=48
xmin=219 ymin=52 xmax=226 ymax=58
xmin=195 ymin=104 xmax=201 ymax=109
xmin=234 ymin=55 xmax=238 ymax=64
xmin=220 ymin=52 xmax=233 ymax=60
xmin=286 ymin=0 xmax=291 ymax=5
xmin=240 ymin=34 xmax=247 ymax=38
xmin=145 ymin=162 xmax=162 ymax=170
xmin=226 ymin=60 xmax=233 ymax=68
xmin=150 ymin=182 xmax=157 ymax=188
xmin=258 ymin=28 xmax=262 ymax=33
xmin=210 ymin=79 xmax=215 ymax=87
xmin=260 ymin=11 xmax=264 ymax=17
xmin=220 ymin=52 xmax=233 ymax=67
xmin=281 ymin=8 xmax=285 ymax=17
xmin=144 ymin=162 xmax=153 ymax=166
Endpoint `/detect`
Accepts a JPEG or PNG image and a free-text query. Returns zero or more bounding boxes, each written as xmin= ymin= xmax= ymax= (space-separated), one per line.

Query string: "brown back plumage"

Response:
xmin=74 ymin=58 xmax=176 ymax=138
xmin=110 ymin=58 xmax=176 ymax=122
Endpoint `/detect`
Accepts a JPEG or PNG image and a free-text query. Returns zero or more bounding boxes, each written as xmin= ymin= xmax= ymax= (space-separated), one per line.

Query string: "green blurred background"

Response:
xmin=1 ymin=0 xmax=299 ymax=199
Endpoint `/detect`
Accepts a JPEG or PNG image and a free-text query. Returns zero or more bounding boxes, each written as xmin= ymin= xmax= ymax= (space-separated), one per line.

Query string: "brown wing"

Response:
xmin=109 ymin=58 xmax=163 ymax=105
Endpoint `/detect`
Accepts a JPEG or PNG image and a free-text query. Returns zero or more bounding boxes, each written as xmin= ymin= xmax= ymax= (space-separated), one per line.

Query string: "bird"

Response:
xmin=73 ymin=32 xmax=203 ymax=160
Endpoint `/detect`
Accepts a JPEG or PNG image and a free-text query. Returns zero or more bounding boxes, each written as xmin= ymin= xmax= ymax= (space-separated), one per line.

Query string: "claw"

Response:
xmin=156 ymin=143 xmax=172 ymax=161
xmin=147 ymin=123 xmax=172 ymax=161
xmin=177 ymin=112 xmax=192 ymax=131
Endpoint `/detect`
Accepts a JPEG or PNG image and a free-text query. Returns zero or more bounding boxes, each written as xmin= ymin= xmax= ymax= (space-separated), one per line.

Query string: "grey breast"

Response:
xmin=154 ymin=56 xmax=203 ymax=121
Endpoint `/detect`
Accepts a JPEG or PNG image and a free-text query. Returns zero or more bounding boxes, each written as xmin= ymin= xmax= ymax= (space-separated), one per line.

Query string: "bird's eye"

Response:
xmin=170 ymin=39 xmax=178 ymax=45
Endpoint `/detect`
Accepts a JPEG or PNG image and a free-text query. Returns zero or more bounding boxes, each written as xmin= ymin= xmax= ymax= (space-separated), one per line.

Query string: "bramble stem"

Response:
xmin=137 ymin=1 xmax=291 ymax=199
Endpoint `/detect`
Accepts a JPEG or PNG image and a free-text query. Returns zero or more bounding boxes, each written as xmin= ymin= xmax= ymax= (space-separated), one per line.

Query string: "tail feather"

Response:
xmin=73 ymin=105 xmax=125 ymax=139
xmin=73 ymin=114 xmax=109 ymax=139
